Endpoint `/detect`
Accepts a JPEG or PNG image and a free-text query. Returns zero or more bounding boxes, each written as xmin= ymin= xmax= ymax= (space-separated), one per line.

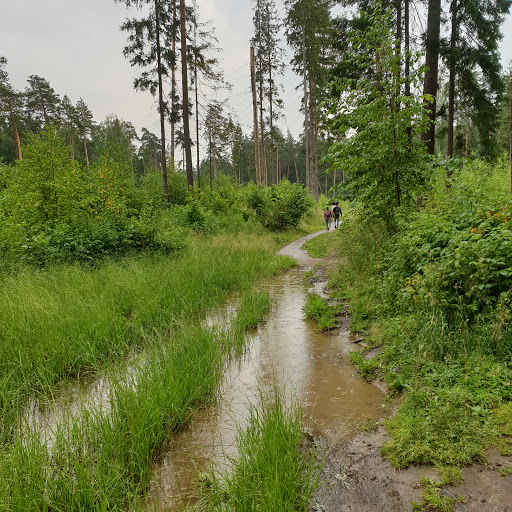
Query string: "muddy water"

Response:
xmin=147 ymin=267 xmax=384 ymax=510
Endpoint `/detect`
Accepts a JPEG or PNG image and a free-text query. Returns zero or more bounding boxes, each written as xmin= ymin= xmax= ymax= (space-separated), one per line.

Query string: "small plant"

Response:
xmin=498 ymin=465 xmax=511 ymax=477
xmin=411 ymin=477 xmax=460 ymax=512
xmin=303 ymin=292 xmax=340 ymax=330
xmin=357 ymin=418 xmax=380 ymax=433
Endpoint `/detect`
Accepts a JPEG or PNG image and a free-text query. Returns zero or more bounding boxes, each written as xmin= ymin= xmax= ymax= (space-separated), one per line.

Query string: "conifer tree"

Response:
xmin=75 ymin=98 xmax=94 ymax=168
xmin=285 ymin=0 xmax=331 ymax=201
xmin=0 ymin=56 xmax=23 ymax=160
xmin=115 ymin=0 xmax=174 ymax=205
xmin=61 ymin=95 xmax=77 ymax=160
xmin=24 ymin=75 xmax=61 ymax=129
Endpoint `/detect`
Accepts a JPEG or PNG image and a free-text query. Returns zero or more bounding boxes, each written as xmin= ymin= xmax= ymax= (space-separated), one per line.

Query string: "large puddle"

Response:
xmin=147 ymin=267 xmax=384 ymax=510
xmin=21 ymin=233 xmax=384 ymax=510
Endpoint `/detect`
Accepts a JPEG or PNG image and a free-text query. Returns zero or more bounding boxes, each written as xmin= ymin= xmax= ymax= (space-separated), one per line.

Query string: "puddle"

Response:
xmin=146 ymin=268 xmax=384 ymax=510
xmin=20 ymin=233 xmax=384 ymax=510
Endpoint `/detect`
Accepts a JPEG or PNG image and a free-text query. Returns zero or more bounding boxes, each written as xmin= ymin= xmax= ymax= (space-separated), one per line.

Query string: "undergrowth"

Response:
xmin=334 ymin=158 xmax=512 ymax=469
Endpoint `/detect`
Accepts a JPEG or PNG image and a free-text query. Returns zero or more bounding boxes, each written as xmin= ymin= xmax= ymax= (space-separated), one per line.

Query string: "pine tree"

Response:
xmin=285 ymin=0 xmax=331 ymax=201
xmin=75 ymin=98 xmax=94 ymax=168
xmin=24 ymin=75 xmax=61 ymax=129
xmin=61 ymin=95 xmax=77 ymax=160
xmin=251 ymin=0 xmax=285 ymax=185
xmin=115 ymin=0 xmax=175 ymax=205
xmin=0 ymin=56 xmax=23 ymax=160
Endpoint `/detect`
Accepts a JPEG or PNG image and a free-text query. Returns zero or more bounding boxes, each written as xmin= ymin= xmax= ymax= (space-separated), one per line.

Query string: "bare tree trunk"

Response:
xmin=180 ymin=0 xmax=194 ymax=189
xmin=10 ymin=112 xmax=22 ymax=161
xmin=155 ymin=0 xmax=169 ymax=205
xmin=422 ymin=0 xmax=441 ymax=155
xmin=447 ymin=0 xmax=458 ymax=162
xmin=309 ymin=79 xmax=319 ymax=202
xmin=292 ymin=149 xmax=299 ymax=184
xmin=171 ymin=0 xmax=177 ymax=164
xmin=250 ymin=47 xmax=261 ymax=184
xmin=83 ymin=134 xmax=89 ymax=168
xmin=404 ymin=0 xmax=411 ymax=140
xmin=194 ymin=13 xmax=200 ymax=194
xmin=70 ymin=130 xmax=75 ymax=161
xmin=303 ymin=33 xmax=310 ymax=192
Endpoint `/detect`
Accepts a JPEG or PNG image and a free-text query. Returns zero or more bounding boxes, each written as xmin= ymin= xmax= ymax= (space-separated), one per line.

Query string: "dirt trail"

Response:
xmin=281 ymin=231 xmax=512 ymax=512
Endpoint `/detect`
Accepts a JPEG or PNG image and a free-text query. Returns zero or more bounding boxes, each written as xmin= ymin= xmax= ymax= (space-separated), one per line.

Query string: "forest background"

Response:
xmin=1 ymin=0 xmax=512 ymax=510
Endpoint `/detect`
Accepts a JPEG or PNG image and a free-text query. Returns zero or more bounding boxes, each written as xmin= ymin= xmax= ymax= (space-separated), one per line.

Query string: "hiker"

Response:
xmin=323 ymin=206 xmax=332 ymax=230
xmin=332 ymin=202 xmax=342 ymax=229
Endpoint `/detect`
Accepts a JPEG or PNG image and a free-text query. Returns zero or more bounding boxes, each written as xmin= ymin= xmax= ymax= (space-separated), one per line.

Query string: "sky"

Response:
xmin=1 ymin=0 xmax=512 ymax=159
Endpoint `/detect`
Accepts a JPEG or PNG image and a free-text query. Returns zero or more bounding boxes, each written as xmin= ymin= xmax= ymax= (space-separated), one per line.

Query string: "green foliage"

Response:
xmin=244 ymin=179 xmax=314 ymax=231
xmin=302 ymin=232 xmax=335 ymax=258
xmin=335 ymin=157 xmax=512 ymax=468
xmin=198 ymin=390 xmax=319 ymax=512
xmin=303 ymin=292 xmax=340 ymax=330
xmin=324 ymin=3 xmax=430 ymax=228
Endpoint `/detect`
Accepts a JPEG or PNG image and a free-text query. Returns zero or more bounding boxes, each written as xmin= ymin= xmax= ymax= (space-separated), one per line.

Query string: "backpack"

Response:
xmin=325 ymin=210 xmax=332 ymax=218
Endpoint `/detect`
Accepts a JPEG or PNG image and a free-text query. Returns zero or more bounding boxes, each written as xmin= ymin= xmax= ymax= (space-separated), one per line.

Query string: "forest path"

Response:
xmin=288 ymin=232 xmax=512 ymax=512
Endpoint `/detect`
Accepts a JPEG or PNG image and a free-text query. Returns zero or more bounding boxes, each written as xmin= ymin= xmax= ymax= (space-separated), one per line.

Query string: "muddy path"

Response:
xmin=294 ymin=232 xmax=512 ymax=512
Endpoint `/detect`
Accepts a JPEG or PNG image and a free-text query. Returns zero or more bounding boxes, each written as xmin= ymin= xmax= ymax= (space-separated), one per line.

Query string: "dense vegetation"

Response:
xmin=334 ymin=159 xmax=512 ymax=469
xmin=1 ymin=0 xmax=512 ymax=509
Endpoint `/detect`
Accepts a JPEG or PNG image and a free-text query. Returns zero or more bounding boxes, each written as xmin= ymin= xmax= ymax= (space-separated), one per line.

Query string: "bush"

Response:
xmin=244 ymin=180 xmax=314 ymax=231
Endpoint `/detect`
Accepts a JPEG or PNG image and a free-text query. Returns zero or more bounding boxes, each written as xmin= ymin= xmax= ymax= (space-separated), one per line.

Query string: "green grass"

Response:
xmin=302 ymin=232 xmax=336 ymax=259
xmin=303 ymin=292 xmax=340 ymax=330
xmin=0 ymin=233 xmax=287 ymax=445
xmin=0 ymin=286 xmax=275 ymax=510
xmin=197 ymin=390 xmax=320 ymax=512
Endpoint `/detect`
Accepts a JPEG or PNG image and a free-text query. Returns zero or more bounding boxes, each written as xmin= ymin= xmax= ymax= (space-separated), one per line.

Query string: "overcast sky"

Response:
xmin=1 ymin=0 xmax=511 ymax=159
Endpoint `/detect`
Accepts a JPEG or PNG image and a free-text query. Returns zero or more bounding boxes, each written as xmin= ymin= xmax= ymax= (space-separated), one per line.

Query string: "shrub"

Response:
xmin=244 ymin=180 xmax=314 ymax=231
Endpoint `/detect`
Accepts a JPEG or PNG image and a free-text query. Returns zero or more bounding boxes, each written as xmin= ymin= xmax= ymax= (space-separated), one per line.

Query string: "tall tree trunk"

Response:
xmin=292 ymin=149 xmax=299 ymax=184
xmin=82 ymin=133 xmax=89 ymax=168
xmin=171 ymin=0 xmax=177 ymax=164
xmin=180 ymin=0 xmax=194 ymax=189
xmin=258 ymin=61 xmax=267 ymax=185
xmin=404 ymin=0 xmax=411 ymax=140
xmin=10 ymin=112 xmax=22 ymax=161
xmin=194 ymin=14 xmax=200 ymax=194
xmin=155 ymin=0 xmax=169 ymax=205
xmin=447 ymin=0 xmax=458 ymax=161
xmin=250 ymin=47 xmax=261 ymax=184
xmin=69 ymin=129 xmax=75 ymax=160
xmin=309 ymin=79 xmax=319 ymax=202
xmin=422 ymin=0 xmax=441 ymax=155
xmin=302 ymin=31 xmax=310 ymax=192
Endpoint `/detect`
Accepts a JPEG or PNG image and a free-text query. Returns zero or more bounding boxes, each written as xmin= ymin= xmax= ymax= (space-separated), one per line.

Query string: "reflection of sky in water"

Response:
xmin=148 ymin=268 xmax=384 ymax=510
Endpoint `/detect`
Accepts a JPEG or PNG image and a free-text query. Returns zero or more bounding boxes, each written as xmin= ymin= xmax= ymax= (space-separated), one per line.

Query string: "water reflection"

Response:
xmin=147 ymin=269 xmax=383 ymax=509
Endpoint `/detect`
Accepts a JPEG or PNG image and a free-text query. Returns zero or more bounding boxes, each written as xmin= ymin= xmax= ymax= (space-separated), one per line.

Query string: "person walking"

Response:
xmin=323 ymin=206 xmax=332 ymax=230
xmin=332 ymin=202 xmax=342 ymax=229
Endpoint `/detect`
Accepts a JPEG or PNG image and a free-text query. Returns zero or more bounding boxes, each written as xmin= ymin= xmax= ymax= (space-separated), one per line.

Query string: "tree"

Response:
xmin=24 ymin=75 xmax=61 ymax=129
xmin=75 ymin=98 xmax=94 ymax=168
xmin=324 ymin=3 xmax=430 ymax=228
xmin=180 ymin=0 xmax=194 ymax=189
xmin=139 ymin=127 xmax=162 ymax=172
xmin=115 ymin=0 xmax=174 ymax=205
xmin=61 ymin=95 xmax=77 ymax=160
xmin=285 ymin=0 xmax=332 ymax=201
xmin=443 ymin=0 xmax=510 ymax=160
xmin=0 ymin=56 xmax=23 ymax=160
xmin=251 ymin=0 xmax=285 ymax=185
xmin=190 ymin=0 xmax=228 ymax=193
xmin=421 ymin=0 xmax=441 ymax=155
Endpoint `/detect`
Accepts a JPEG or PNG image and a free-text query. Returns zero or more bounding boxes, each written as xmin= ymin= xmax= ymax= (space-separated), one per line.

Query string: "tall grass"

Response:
xmin=0 ymin=233 xmax=286 ymax=445
xmin=0 ymin=287 xmax=273 ymax=510
xmin=197 ymin=390 xmax=320 ymax=512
